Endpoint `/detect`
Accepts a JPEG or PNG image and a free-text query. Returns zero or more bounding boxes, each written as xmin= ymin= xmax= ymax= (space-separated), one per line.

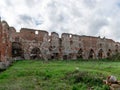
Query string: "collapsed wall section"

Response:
xmin=0 ymin=21 xmax=12 ymax=69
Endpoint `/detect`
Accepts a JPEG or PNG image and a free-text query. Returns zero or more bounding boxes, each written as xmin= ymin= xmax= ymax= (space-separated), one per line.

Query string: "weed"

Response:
xmin=0 ymin=60 xmax=119 ymax=89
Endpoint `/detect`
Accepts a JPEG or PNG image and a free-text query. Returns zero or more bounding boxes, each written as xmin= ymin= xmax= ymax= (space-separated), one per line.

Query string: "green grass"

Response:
xmin=0 ymin=59 xmax=120 ymax=90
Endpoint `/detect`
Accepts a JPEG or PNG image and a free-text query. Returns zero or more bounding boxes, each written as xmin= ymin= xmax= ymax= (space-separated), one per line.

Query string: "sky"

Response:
xmin=0 ymin=0 xmax=120 ymax=41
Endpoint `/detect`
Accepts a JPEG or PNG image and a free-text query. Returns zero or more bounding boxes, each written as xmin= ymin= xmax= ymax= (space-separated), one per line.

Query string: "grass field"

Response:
xmin=0 ymin=59 xmax=120 ymax=90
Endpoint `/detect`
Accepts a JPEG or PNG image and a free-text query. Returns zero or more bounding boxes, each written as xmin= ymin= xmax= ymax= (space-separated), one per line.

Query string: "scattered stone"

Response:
xmin=110 ymin=84 xmax=120 ymax=90
xmin=107 ymin=76 xmax=117 ymax=85
xmin=103 ymin=76 xmax=120 ymax=90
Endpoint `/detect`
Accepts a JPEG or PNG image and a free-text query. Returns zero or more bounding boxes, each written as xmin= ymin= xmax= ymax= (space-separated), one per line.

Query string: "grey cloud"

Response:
xmin=19 ymin=15 xmax=32 ymax=24
xmin=25 ymin=0 xmax=35 ymax=6
xmin=71 ymin=6 xmax=83 ymax=18
xmin=25 ymin=0 xmax=40 ymax=7
xmin=34 ymin=17 xmax=43 ymax=25
xmin=47 ymin=1 xmax=70 ymax=23
xmin=4 ymin=0 xmax=13 ymax=6
xmin=83 ymin=0 xmax=97 ymax=8
xmin=56 ymin=14 xmax=65 ymax=22
xmin=115 ymin=0 xmax=120 ymax=8
xmin=1 ymin=0 xmax=120 ymax=41
xmin=47 ymin=1 xmax=57 ymax=8
xmin=89 ymin=18 xmax=109 ymax=35
xmin=110 ymin=19 xmax=120 ymax=41
xmin=18 ymin=14 xmax=43 ymax=26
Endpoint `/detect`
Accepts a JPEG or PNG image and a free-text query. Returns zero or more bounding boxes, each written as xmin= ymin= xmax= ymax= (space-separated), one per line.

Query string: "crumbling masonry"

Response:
xmin=0 ymin=20 xmax=120 ymax=64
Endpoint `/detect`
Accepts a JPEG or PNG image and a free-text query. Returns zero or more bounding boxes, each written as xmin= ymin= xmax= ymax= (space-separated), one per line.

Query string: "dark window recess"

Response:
xmin=12 ymin=42 xmax=23 ymax=57
xmin=88 ymin=49 xmax=95 ymax=59
xmin=51 ymin=53 xmax=59 ymax=59
xmin=77 ymin=48 xmax=83 ymax=59
xmin=30 ymin=47 xmax=42 ymax=59
xmin=63 ymin=55 xmax=68 ymax=60
xmin=98 ymin=49 xmax=103 ymax=59
xmin=70 ymin=40 xmax=73 ymax=45
xmin=107 ymin=49 xmax=112 ymax=57
xmin=100 ymin=43 xmax=102 ymax=47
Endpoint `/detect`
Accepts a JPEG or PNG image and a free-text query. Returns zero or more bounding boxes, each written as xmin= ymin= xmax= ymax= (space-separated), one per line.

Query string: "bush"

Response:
xmin=64 ymin=70 xmax=106 ymax=89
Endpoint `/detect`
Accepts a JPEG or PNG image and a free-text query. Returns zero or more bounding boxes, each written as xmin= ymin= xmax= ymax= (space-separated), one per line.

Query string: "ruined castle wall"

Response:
xmin=0 ymin=21 xmax=12 ymax=62
xmin=105 ymin=39 xmax=115 ymax=55
xmin=49 ymin=32 xmax=60 ymax=59
xmin=97 ymin=38 xmax=116 ymax=58
xmin=61 ymin=33 xmax=82 ymax=60
xmin=39 ymin=30 xmax=50 ymax=60
xmin=10 ymin=28 xmax=50 ymax=60
xmin=77 ymin=36 xmax=118 ymax=59
xmin=0 ymin=20 xmax=120 ymax=61
xmin=115 ymin=42 xmax=120 ymax=53
xmin=0 ymin=20 xmax=2 ymax=62
xmin=61 ymin=33 xmax=71 ymax=59
xmin=70 ymin=35 xmax=80 ymax=59
xmin=78 ymin=36 xmax=98 ymax=59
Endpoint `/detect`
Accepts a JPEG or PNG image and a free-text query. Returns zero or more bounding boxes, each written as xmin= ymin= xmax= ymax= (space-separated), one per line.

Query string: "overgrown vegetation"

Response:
xmin=107 ymin=53 xmax=120 ymax=61
xmin=0 ymin=59 xmax=120 ymax=90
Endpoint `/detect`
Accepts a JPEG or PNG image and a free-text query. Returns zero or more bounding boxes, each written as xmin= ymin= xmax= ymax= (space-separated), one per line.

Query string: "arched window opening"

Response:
xmin=115 ymin=45 xmax=118 ymax=53
xmin=63 ymin=55 xmax=68 ymax=60
xmin=30 ymin=47 xmax=42 ymax=59
xmin=51 ymin=53 xmax=59 ymax=59
xmin=107 ymin=49 xmax=112 ymax=57
xmin=115 ymin=49 xmax=118 ymax=53
xmin=98 ymin=49 xmax=104 ymax=59
xmin=77 ymin=48 xmax=83 ymax=59
xmin=12 ymin=42 xmax=23 ymax=58
xmin=88 ymin=49 xmax=95 ymax=59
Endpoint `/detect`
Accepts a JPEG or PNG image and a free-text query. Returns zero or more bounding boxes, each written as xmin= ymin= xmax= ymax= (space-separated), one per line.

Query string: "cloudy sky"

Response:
xmin=0 ymin=0 xmax=120 ymax=41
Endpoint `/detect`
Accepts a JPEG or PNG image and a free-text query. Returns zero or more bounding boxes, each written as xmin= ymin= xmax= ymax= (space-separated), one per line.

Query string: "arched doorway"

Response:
xmin=107 ymin=49 xmax=112 ymax=57
xmin=98 ymin=49 xmax=104 ymax=59
xmin=88 ymin=49 xmax=95 ymax=59
xmin=115 ymin=45 xmax=118 ymax=53
xmin=115 ymin=49 xmax=118 ymax=53
xmin=30 ymin=47 xmax=42 ymax=59
xmin=12 ymin=42 xmax=23 ymax=58
xmin=77 ymin=48 xmax=83 ymax=59
xmin=49 ymin=46 xmax=59 ymax=59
